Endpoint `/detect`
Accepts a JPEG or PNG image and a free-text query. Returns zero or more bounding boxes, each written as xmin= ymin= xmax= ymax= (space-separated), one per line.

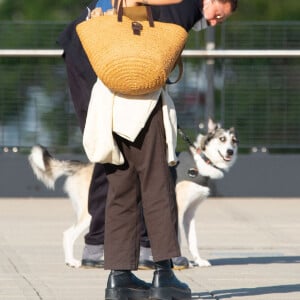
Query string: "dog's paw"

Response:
xmin=194 ymin=258 xmax=211 ymax=267
xmin=65 ymin=258 xmax=82 ymax=268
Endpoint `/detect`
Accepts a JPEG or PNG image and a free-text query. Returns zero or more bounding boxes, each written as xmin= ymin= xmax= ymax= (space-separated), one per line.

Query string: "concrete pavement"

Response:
xmin=0 ymin=198 xmax=299 ymax=300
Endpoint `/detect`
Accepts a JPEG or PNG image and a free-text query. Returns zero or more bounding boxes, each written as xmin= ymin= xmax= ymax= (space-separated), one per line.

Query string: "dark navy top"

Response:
xmin=151 ymin=0 xmax=203 ymax=32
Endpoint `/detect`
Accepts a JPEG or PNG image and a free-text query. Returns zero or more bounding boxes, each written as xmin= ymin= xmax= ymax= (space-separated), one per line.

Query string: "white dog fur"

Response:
xmin=176 ymin=119 xmax=238 ymax=267
xmin=28 ymin=119 xmax=238 ymax=268
xmin=29 ymin=147 xmax=93 ymax=267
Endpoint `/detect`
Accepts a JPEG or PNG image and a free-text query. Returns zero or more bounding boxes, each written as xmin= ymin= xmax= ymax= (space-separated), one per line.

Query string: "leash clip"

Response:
xmin=187 ymin=168 xmax=199 ymax=178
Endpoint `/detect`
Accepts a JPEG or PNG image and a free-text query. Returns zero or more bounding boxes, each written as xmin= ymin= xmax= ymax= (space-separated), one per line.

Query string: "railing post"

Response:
xmin=205 ymin=27 xmax=215 ymax=127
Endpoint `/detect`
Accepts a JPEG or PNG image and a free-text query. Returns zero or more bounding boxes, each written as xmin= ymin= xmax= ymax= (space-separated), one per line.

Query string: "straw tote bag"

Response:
xmin=76 ymin=0 xmax=188 ymax=95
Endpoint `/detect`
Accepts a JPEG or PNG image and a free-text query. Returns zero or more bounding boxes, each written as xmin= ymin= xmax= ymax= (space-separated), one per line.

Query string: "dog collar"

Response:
xmin=199 ymin=150 xmax=224 ymax=173
xmin=177 ymin=125 xmax=224 ymax=173
xmin=186 ymin=149 xmax=223 ymax=179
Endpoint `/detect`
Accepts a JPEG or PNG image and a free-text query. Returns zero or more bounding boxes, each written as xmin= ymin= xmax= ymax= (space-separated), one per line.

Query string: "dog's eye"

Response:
xmin=219 ymin=136 xmax=226 ymax=143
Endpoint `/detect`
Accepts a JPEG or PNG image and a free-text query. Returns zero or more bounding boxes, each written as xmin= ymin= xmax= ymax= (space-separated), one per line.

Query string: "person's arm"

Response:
xmin=140 ymin=0 xmax=182 ymax=3
xmin=127 ymin=0 xmax=182 ymax=5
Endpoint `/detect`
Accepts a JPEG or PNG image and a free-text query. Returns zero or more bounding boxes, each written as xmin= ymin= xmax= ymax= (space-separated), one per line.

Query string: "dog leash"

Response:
xmin=177 ymin=125 xmax=197 ymax=150
xmin=177 ymin=125 xmax=224 ymax=173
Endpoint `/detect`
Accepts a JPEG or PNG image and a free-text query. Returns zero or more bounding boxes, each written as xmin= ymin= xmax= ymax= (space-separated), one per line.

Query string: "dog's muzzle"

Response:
xmin=219 ymin=149 xmax=234 ymax=161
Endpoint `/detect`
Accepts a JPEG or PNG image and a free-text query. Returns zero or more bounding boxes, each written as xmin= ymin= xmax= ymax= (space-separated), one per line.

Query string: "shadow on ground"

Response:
xmin=190 ymin=257 xmax=300 ymax=299
xmin=209 ymin=256 xmax=300 ymax=266
xmin=192 ymin=284 xmax=300 ymax=299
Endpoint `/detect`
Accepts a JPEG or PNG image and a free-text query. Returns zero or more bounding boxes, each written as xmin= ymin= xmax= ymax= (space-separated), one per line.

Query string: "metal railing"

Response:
xmin=0 ymin=48 xmax=300 ymax=153
xmin=1 ymin=49 xmax=300 ymax=57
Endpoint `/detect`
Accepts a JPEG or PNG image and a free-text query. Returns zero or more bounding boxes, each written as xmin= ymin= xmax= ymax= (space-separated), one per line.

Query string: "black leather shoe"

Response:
xmin=150 ymin=260 xmax=191 ymax=300
xmin=138 ymin=259 xmax=155 ymax=270
xmin=81 ymin=258 xmax=104 ymax=268
xmin=172 ymin=256 xmax=190 ymax=270
xmin=105 ymin=270 xmax=151 ymax=300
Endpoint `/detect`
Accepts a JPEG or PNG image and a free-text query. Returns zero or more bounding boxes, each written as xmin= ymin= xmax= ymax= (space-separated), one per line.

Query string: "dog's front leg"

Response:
xmin=181 ymin=183 xmax=211 ymax=267
xmin=176 ymin=182 xmax=189 ymax=247
xmin=186 ymin=214 xmax=211 ymax=267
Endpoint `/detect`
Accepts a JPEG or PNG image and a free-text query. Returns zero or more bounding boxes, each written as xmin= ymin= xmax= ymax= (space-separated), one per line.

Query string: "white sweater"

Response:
xmin=83 ymin=79 xmax=178 ymax=166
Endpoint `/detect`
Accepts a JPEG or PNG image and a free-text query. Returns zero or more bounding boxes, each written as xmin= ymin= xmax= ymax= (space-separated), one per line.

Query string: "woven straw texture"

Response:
xmin=76 ymin=15 xmax=188 ymax=95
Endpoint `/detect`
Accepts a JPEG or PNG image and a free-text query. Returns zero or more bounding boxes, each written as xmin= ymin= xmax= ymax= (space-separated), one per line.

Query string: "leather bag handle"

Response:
xmin=166 ymin=56 xmax=184 ymax=85
xmin=113 ymin=0 xmax=183 ymax=84
xmin=115 ymin=0 xmax=154 ymax=27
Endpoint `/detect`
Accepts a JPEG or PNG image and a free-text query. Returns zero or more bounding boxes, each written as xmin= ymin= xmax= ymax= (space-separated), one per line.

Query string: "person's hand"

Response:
xmin=91 ymin=7 xmax=103 ymax=18
xmin=122 ymin=0 xmax=138 ymax=7
xmin=114 ymin=0 xmax=183 ymax=8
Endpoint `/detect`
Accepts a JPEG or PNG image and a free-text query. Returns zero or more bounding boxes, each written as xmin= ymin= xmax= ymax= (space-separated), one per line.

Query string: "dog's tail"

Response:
xmin=28 ymin=145 xmax=85 ymax=189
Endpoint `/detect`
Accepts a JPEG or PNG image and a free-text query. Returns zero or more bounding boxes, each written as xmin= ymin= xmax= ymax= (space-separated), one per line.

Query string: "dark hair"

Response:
xmin=218 ymin=0 xmax=238 ymax=12
xmin=230 ymin=0 xmax=238 ymax=11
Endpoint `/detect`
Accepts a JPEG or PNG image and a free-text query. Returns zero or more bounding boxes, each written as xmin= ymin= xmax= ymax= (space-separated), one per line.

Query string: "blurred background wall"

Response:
xmin=0 ymin=0 xmax=299 ymax=197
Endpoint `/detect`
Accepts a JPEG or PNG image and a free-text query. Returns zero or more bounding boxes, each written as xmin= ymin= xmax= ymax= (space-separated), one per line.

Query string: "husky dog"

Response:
xmin=28 ymin=119 xmax=238 ymax=268
xmin=175 ymin=119 xmax=238 ymax=267
xmin=28 ymin=146 xmax=93 ymax=267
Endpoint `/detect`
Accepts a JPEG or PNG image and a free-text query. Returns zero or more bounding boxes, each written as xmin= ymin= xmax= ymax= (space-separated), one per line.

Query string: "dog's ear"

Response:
xmin=229 ymin=127 xmax=239 ymax=144
xmin=208 ymin=118 xmax=220 ymax=133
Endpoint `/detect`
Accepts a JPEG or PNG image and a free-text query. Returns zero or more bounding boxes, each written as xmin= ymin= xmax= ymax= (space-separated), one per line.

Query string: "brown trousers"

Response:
xmin=103 ymin=99 xmax=180 ymax=270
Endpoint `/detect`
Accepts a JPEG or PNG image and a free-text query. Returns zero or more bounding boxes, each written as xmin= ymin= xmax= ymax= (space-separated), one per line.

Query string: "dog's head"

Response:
xmin=194 ymin=119 xmax=238 ymax=171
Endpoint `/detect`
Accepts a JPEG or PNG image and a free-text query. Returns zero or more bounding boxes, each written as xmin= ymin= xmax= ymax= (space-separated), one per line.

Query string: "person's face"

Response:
xmin=202 ymin=0 xmax=233 ymax=26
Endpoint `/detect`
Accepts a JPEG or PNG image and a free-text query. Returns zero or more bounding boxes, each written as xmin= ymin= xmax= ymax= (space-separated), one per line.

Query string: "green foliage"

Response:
xmin=0 ymin=0 xmax=299 ymax=21
xmin=232 ymin=0 xmax=300 ymax=21
xmin=0 ymin=0 xmax=87 ymax=20
xmin=0 ymin=0 xmax=299 ymax=151
xmin=0 ymin=58 xmax=28 ymax=122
